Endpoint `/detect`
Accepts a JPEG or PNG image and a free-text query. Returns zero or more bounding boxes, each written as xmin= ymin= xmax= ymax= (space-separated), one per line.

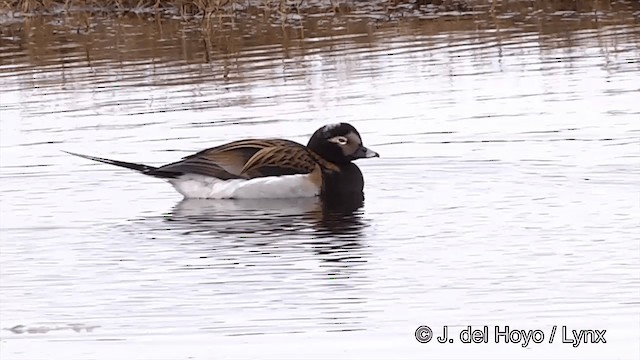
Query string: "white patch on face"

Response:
xmin=322 ymin=123 xmax=342 ymax=133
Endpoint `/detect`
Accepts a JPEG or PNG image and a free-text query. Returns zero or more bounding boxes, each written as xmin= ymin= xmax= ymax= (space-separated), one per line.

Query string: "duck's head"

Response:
xmin=307 ymin=123 xmax=379 ymax=164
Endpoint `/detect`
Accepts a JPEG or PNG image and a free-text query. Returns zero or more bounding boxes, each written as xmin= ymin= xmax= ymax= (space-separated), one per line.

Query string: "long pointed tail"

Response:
xmin=64 ymin=151 xmax=179 ymax=178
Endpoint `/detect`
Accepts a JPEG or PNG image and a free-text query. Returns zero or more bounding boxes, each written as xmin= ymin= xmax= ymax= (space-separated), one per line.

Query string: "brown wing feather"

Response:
xmin=151 ymin=139 xmax=306 ymax=179
xmin=183 ymin=139 xmax=301 ymax=175
xmin=240 ymin=146 xmax=318 ymax=178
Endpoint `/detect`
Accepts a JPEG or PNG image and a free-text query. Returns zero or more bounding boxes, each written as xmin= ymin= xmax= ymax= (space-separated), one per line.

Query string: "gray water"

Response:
xmin=0 ymin=11 xmax=639 ymax=360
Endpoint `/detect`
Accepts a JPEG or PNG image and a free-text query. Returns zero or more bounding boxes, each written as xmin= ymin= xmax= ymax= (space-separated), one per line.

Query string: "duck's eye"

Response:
xmin=330 ymin=136 xmax=348 ymax=145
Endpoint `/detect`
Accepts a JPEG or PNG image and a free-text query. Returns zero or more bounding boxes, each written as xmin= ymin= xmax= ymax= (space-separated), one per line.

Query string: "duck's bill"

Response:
xmin=354 ymin=145 xmax=380 ymax=159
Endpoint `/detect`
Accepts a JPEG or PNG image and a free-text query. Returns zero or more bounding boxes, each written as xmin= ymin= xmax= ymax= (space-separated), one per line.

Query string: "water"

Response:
xmin=1 ymin=8 xmax=639 ymax=360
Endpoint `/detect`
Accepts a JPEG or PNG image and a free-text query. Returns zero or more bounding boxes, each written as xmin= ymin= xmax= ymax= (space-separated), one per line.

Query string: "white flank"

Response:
xmin=168 ymin=174 xmax=320 ymax=199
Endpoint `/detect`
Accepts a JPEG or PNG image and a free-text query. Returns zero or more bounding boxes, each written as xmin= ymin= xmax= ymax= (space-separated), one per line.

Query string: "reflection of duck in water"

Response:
xmin=66 ymin=123 xmax=378 ymax=200
xmin=167 ymin=185 xmax=367 ymax=239
xmin=164 ymin=193 xmax=369 ymax=267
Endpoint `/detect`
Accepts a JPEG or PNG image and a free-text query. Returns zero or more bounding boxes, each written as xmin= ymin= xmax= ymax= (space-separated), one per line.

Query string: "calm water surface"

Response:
xmin=0 ymin=9 xmax=639 ymax=360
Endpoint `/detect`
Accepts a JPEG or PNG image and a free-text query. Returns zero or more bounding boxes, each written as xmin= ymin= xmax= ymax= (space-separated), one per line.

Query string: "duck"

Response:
xmin=66 ymin=123 xmax=379 ymax=199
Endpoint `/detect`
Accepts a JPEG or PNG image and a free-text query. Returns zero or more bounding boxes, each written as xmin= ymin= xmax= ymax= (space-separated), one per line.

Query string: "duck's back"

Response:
xmin=154 ymin=139 xmax=308 ymax=179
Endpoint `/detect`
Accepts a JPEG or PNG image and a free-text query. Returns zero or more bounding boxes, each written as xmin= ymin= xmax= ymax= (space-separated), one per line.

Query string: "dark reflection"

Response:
xmin=166 ymin=191 xmax=367 ymax=239
xmin=161 ymin=193 xmax=370 ymax=271
xmin=116 ymin=193 xmax=372 ymax=334
xmin=309 ymin=197 xmax=368 ymax=266
xmin=317 ymin=192 xmax=366 ymax=237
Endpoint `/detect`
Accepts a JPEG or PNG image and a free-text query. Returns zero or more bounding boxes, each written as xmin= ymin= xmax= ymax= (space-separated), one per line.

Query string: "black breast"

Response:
xmin=321 ymin=163 xmax=365 ymax=199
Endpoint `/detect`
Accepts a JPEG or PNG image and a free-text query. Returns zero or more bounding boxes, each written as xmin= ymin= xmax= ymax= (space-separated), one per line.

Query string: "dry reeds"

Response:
xmin=0 ymin=0 xmax=633 ymax=23
xmin=0 ymin=0 xmax=626 ymax=15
